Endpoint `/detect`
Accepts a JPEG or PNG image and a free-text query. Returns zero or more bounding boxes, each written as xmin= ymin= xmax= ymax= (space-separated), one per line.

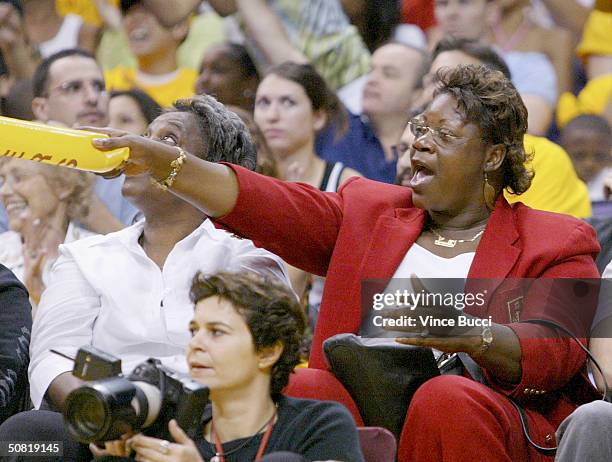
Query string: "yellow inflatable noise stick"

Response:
xmin=0 ymin=116 xmax=129 ymax=173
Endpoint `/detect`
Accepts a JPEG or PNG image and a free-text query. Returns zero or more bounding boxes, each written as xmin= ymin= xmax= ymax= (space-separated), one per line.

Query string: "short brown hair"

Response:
xmin=434 ymin=64 xmax=534 ymax=195
xmin=190 ymin=272 xmax=305 ymax=398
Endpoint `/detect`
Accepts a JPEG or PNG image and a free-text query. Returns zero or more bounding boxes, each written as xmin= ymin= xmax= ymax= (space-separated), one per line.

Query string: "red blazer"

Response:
xmin=218 ymin=165 xmax=601 ymax=421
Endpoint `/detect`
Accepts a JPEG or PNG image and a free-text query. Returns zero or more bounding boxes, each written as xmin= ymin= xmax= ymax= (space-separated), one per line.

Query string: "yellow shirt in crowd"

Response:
xmin=556 ymin=8 xmax=612 ymax=128
xmin=104 ymin=67 xmax=198 ymax=108
xmin=505 ymin=134 xmax=592 ymax=219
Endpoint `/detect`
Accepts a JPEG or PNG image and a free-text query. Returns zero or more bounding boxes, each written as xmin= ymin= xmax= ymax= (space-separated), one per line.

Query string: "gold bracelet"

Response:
xmin=151 ymin=147 xmax=187 ymax=191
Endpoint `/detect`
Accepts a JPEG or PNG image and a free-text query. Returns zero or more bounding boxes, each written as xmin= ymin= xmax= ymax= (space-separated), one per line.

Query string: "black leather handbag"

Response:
xmin=323 ymin=334 xmax=440 ymax=440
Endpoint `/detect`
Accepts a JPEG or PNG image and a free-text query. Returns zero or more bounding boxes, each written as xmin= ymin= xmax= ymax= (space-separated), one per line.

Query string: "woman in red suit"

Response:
xmin=89 ymin=64 xmax=601 ymax=461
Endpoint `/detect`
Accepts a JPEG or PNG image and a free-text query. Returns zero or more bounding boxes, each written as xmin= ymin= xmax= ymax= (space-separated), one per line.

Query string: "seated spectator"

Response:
xmin=109 ymin=88 xmax=162 ymax=135
xmin=92 ymin=272 xmax=364 ymax=461
xmin=195 ymin=42 xmax=260 ymax=114
xmin=94 ymin=64 xmax=602 ymax=461
xmin=104 ymin=0 xmax=196 ymax=107
xmin=557 ymin=0 xmax=612 ymax=129
xmin=254 ymin=61 xmax=360 ymax=306
xmin=317 ymin=42 xmax=429 ymax=183
xmin=554 ymin=261 xmax=612 ymax=461
xmin=0 ymin=94 xmax=290 ymax=462
xmin=560 ymin=114 xmax=612 ymax=202
xmin=430 ymin=0 xmax=561 ymax=135
xmin=415 ymin=37 xmax=591 ymax=218
xmin=30 ymin=48 xmax=139 ymax=233
xmin=0 ymin=264 xmax=32 ymax=425
xmin=0 ymin=158 xmax=95 ymax=306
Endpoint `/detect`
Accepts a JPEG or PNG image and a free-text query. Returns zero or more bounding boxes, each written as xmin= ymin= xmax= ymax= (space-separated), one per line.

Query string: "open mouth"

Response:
xmin=408 ymin=162 xmax=435 ymax=189
xmin=5 ymin=201 xmax=27 ymax=215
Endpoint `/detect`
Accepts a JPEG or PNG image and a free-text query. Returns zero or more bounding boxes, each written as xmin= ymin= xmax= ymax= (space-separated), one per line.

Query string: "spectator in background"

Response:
xmin=143 ymin=0 xmax=371 ymax=106
xmin=0 ymin=159 xmax=95 ymax=305
xmin=317 ymin=42 xmax=429 ymax=183
xmin=0 ymin=0 xmax=37 ymax=84
xmin=560 ymin=114 xmax=612 ymax=202
xmin=488 ymin=0 xmax=574 ymax=95
xmin=104 ymin=0 xmax=195 ymax=107
xmin=431 ymin=0 xmax=560 ymax=136
xmin=556 ymin=0 xmax=612 ymax=129
xmin=30 ymin=48 xmax=139 ymax=233
xmin=2 ymin=78 xmax=34 ymax=120
xmin=109 ymin=88 xmax=161 ymax=135
xmin=22 ymin=0 xmax=100 ymax=57
xmin=413 ymin=37 xmax=591 ymax=218
xmin=340 ymin=0 xmax=401 ymax=52
xmin=195 ymin=42 xmax=260 ymax=114
xmin=0 ymin=264 xmax=31 ymax=425
xmin=254 ymin=62 xmax=361 ymax=303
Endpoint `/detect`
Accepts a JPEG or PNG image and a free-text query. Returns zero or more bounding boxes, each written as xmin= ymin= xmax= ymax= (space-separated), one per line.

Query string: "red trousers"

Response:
xmin=286 ymin=370 xmax=558 ymax=462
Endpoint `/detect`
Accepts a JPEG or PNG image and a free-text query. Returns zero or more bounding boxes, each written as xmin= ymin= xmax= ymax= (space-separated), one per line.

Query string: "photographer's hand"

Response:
xmin=128 ymin=419 xmax=204 ymax=462
xmin=89 ymin=433 xmax=133 ymax=458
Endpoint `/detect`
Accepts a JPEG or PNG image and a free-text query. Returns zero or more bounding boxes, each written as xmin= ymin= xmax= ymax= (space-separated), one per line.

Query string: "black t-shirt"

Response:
xmin=0 ymin=263 xmax=32 ymax=423
xmin=195 ymin=395 xmax=365 ymax=462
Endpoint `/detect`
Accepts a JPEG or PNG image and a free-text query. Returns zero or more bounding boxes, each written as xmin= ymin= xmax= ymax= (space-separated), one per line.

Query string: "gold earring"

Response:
xmin=483 ymin=172 xmax=496 ymax=211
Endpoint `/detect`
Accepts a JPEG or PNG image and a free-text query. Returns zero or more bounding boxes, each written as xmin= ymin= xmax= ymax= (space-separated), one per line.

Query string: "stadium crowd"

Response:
xmin=0 ymin=0 xmax=610 ymax=461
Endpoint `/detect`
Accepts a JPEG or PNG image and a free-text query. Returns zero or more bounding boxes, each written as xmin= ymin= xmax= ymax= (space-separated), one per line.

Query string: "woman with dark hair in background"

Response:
xmin=254 ymin=61 xmax=361 ymax=321
xmin=109 ymin=88 xmax=162 ymax=135
xmin=195 ymin=42 xmax=260 ymax=114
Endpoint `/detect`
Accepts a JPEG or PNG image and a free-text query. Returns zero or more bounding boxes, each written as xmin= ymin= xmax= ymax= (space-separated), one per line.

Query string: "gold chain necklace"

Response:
xmin=430 ymin=228 xmax=485 ymax=248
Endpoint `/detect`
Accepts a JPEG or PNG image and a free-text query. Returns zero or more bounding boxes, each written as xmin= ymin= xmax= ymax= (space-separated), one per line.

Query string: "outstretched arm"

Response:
xmin=90 ymin=130 xmax=344 ymax=275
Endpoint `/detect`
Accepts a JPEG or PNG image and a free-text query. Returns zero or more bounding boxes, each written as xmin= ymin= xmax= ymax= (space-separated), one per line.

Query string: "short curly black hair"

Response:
xmin=171 ymin=95 xmax=257 ymax=170
xmin=189 ymin=272 xmax=305 ymax=399
xmin=433 ymin=64 xmax=534 ymax=195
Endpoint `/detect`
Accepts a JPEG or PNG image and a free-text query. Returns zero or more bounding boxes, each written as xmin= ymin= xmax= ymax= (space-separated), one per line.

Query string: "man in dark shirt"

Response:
xmin=316 ymin=42 xmax=428 ymax=183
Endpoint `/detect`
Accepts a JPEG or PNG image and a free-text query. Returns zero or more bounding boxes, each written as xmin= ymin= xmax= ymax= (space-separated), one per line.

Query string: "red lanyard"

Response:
xmin=212 ymin=410 xmax=276 ymax=462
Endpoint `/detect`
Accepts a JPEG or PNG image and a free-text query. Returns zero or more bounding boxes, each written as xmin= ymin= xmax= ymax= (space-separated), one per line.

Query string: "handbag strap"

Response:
xmin=455 ymin=318 xmax=609 ymax=456
xmin=509 ymin=318 xmax=611 ymax=456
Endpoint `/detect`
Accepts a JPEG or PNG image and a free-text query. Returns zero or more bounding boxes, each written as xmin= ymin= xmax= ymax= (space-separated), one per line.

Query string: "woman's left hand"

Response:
xmin=128 ymin=420 xmax=204 ymax=462
xmin=383 ymin=274 xmax=481 ymax=354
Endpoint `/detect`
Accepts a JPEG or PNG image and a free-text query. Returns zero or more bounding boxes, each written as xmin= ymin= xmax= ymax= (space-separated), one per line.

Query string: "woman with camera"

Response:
xmin=90 ymin=64 xmax=601 ymax=461
xmin=98 ymin=272 xmax=363 ymax=462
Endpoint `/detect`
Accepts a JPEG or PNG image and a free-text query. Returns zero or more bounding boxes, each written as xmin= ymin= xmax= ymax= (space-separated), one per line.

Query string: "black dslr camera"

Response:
xmin=63 ymin=347 xmax=209 ymax=444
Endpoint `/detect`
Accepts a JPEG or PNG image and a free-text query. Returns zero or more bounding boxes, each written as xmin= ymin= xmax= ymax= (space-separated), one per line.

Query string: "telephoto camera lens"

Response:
xmin=64 ymin=377 xmax=161 ymax=443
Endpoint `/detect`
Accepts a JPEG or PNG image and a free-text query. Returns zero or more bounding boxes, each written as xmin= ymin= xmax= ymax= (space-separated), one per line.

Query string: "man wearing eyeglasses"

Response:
xmin=27 ymin=48 xmax=139 ymax=233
